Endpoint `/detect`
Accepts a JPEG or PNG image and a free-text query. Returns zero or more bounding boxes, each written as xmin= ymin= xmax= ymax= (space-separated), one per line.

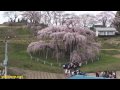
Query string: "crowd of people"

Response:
xmin=62 ymin=61 xmax=117 ymax=79
xmin=62 ymin=61 xmax=85 ymax=77
xmin=96 ymin=71 xmax=116 ymax=79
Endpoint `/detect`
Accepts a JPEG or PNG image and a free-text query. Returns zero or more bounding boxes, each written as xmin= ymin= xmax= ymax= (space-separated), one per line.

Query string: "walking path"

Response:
xmin=7 ymin=67 xmax=120 ymax=79
xmin=101 ymin=49 xmax=120 ymax=50
xmin=8 ymin=67 xmax=65 ymax=79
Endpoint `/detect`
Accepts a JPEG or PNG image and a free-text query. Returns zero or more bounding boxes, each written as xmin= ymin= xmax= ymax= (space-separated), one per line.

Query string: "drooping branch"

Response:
xmin=27 ymin=26 xmax=101 ymax=63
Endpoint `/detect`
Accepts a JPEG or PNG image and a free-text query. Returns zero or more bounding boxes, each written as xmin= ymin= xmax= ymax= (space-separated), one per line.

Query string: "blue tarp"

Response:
xmin=68 ymin=75 xmax=110 ymax=79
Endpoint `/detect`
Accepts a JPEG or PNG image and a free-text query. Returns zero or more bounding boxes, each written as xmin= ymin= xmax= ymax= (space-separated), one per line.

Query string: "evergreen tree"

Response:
xmin=113 ymin=11 xmax=120 ymax=32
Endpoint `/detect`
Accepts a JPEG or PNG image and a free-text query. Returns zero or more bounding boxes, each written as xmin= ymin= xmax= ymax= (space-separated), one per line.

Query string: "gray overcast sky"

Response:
xmin=0 ymin=11 xmax=117 ymax=24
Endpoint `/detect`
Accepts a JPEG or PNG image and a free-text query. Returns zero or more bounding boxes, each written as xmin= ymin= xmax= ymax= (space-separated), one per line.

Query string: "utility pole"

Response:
xmin=3 ymin=39 xmax=8 ymax=79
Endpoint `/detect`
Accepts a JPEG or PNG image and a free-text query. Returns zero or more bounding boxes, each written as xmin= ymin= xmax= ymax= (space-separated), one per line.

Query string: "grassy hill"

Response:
xmin=0 ymin=26 xmax=64 ymax=73
xmin=80 ymin=36 xmax=120 ymax=72
xmin=80 ymin=53 xmax=120 ymax=72
xmin=1 ymin=26 xmax=120 ymax=73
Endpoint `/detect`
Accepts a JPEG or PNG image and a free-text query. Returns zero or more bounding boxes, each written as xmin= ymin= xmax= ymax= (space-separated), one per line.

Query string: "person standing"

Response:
xmin=99 ymin=72 xmax=103 ymax=77
xmin=79 ymin=62 xmax=82 ymax=67
xmin=71 ymin=70 xmax=75 ymax=76
xmin=65 ymin=69 xmax=68 ymax=77
xmin=96 ymin=72 xmax=99 ymax=77
xmin=68 ymin=69 xmax=71 ymax=77
xmin=112 ymin=71 xmax=116 ymax=78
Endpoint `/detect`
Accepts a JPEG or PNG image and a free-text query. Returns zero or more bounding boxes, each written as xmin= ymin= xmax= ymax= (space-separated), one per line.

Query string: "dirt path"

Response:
xmin=101 ymin=49 xmax=120 ymax=50
xmin=113 ymin=54 xmax=120 ymax=58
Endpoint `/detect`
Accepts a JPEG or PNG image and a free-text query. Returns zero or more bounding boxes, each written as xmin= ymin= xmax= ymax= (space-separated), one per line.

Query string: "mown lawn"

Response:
xmin=79 ymin=36 xmax=120 ymax=73
xmin=79 ymin=37 xmax=120 ymax=73
xmin=0 ymin=26 xmax=65 ymax=73
xmin=101 ymin=50 xmax=120 ymax=55
xmin=80 ymin=53 xmax=120 ymax=73
xmin=0 ymin=40 xmax=64 ymax=73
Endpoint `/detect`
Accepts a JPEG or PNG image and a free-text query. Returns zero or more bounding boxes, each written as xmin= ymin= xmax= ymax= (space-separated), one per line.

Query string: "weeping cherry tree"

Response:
xmin=27 ymin=25 xmax=101 ymax=63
